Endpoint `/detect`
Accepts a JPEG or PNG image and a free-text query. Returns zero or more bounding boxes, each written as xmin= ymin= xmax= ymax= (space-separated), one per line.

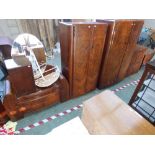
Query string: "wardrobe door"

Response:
xmin=98 ymin=20 xmax=132 ymax=88
xmin=130 ymin=20 xmax=144 ymax=44
xmin=72 ymin=24 xmax=92 ymax=97
xmin=86 ymin=24 xmax=107 ymax=92
xmin=117 ymin=20 xmax=144 ymax=80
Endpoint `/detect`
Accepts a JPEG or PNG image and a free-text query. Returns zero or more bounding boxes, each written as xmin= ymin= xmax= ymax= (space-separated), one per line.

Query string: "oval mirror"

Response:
xmin=11 ymin=33 xmax=60 ymax=88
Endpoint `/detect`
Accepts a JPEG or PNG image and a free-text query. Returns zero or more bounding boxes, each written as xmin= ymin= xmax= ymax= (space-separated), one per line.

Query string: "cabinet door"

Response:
xmin=129 ymin=20 xmax=144 ymax=45
xmin=99 ymin=20 xmax=133 ymax=87
xmin=117 ymin=20 xmax=144 ymax=80
xmin=72 ymin=24 xmax=92 ymax=97
xmin=86 ymin=24 xmax=107 ymax=92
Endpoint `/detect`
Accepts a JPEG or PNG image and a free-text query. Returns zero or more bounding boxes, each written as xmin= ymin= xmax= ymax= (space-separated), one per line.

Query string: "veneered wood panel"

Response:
xmin=117 ymin=20 xmax=144 ymax=80
xmin=82 ymin=90 xmax=155 ymax=134
xmin=5 ymin=63 xmax=36 ymax=97
xmin=86 ymin=24 xmax=107 ymax=92
xmin=60 ymin=22 xmax=108 ymax=98
xmin=59 ymin=23 xmax=73 ymax=96
xmin=126 ymin=45 xmax=146 ymax=76
xmin=72 ymin=24 xmax=92 ymax=97
xmin=98 ymin=20 xmax=133 ymax=88
xmin=3 ymin=74 xmax=69 ymax=121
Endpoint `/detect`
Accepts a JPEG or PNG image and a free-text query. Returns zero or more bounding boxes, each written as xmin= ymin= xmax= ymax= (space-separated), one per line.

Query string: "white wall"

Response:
xmin=0 ymin=19 xmax=21 ymax=39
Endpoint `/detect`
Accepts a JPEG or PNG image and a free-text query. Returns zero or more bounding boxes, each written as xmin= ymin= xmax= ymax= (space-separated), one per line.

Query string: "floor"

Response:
xmin=0 ymin=52 xmax=144 ymax=135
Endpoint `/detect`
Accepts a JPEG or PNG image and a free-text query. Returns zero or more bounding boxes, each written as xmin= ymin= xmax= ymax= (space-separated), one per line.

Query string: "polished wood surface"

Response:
xmin=127 ymin=45 xmax=146 ymax=76
xmin=4 ymin=59 xmax=36 ymax=97
xmin=97 ymin=20 xmax=132 ymax=88
xmin=60 ymin=22 xmax=107 ymax=98
xmin=85 ymin=24 xmax=107 ymax=92
xmin=97 ymin=20 xmax=144 ymax=89
xmin=117 ymin=20 xmax=144 ymax=80
xmin=0 ymin=37 xmax=70 ymax=122
xmin=3 ymin=72 xmax=69 ymax=121
xmin=59 ymin=23 xmax=73 ymax=96
xmin=82 ymin=90 xmax=155 ymax=134
xmin=73 ymin=24 xmax=92 ymax=97
xmin=2 ymin=60 xmax=69 ymax=121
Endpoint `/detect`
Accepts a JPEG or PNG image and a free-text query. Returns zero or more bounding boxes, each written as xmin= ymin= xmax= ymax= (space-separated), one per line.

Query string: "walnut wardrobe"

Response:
xmin=97 ymin=20 xmax=144 ymax=89
xmin=59 ymin=22 xmax=107 ymax=98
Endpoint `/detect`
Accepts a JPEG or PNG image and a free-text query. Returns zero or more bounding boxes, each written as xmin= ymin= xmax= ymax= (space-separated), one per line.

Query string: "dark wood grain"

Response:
xmin=59 ymin=22 xmax=107 ymax=98
xmin=59 ymin=23 xmax=73 ymax=97
xmin=2 ymin=62 xmax=69 ymax=121
xmin=4 ymin=59 xmax=36 ymax=97
xmin=117 ymin=20 xmax=144 ymax=80
xmin=86 ymin=24 xmax=107 ymax=92
xmin=72 ymin=24 xmax=92 ymax=97
xmin=97 ymin=20 xmax=144 ymax=89
xmin=127 ymin=45 xmax=146 ymax=76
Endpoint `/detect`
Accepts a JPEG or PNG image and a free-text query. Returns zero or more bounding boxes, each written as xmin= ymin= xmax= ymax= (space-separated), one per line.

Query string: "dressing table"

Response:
xmin=1 ymin=33 xmax=69 ymax=121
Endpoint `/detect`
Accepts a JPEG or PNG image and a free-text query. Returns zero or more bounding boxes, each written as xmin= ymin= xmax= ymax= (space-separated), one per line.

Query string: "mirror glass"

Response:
xmin=11 ymin=33 xmax=46 ymax=65
xmin=11 ymin=33 xmax=60 ymax=88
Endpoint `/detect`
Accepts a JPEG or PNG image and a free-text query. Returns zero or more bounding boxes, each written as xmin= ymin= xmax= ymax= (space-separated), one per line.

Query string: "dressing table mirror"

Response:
xmin=11 ymin=33 xmax=60 ymax=88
